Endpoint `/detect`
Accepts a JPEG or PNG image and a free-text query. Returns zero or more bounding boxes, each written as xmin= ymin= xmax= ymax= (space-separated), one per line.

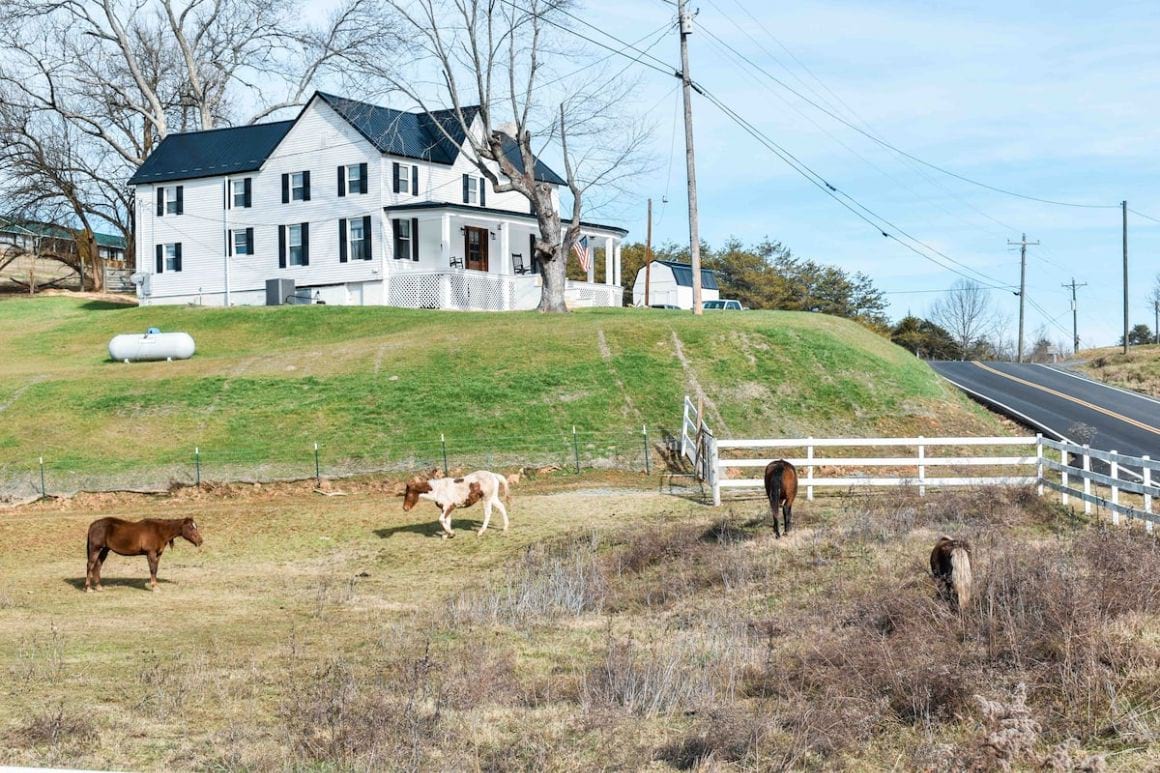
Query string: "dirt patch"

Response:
xmin=669 ymin=330 xmax=728 ymax=433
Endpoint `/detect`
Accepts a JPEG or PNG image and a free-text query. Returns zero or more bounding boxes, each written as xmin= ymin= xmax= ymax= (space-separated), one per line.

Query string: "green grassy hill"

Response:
xmin=0 ymin=296 xmax=1006 ymax=474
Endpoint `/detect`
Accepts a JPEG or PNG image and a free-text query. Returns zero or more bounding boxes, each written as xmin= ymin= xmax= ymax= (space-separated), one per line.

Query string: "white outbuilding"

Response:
xmin=631 ymin=260 xmax=719 ymax=309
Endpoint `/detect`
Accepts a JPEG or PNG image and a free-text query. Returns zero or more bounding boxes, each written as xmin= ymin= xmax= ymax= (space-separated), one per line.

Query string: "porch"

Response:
xmin=384 ymin=202 xmax=625 ymax=311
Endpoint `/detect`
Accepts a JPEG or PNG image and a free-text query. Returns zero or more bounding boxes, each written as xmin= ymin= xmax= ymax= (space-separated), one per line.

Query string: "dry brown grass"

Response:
xmin=1 ymin=481 xmax=1158 ymax=770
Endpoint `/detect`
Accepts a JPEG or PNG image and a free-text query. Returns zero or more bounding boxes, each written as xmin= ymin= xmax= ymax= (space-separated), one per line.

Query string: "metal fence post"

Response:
xmin=1060 ymin=444 xmax=1069 ymax=506
xmin=1143 ymin=457 xmax=1153 ymax=534
xmin=806 ymin=438 xmax=814 ymax=502
xmin=918 ymin=437 xmax=925 ymax=497
xmin=440 ymin=433 xmax=448 ymax=476
xmin=314 ymin=442 xmax=321 ymax=486
xmin=642 ymin=424 xmax=651 ymax=475
xmin=1110 ymin=450 xmax=1120 ymax=525
xmin=195 ymin=447 xmax=201 ymax=488
xmin=1035 ymin=434 xmax=1044 ymax=497
xmin=572 ymin=426 xmax=581 ymax=474
xmin=39 ymin=456 xmax=46 ymax=499
xmin=1082 ymin=445 xmax=1092 ymax=515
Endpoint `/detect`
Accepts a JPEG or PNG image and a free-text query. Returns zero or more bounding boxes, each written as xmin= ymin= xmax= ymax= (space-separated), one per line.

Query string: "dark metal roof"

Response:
xmin=385 ymin=201 xmax=628 ymax=236
xmin=127 ymin=121 xmax=295 ymax=185
xmin=655 ymin=259 xmax=719 ymax=290
xmin=0 ymin=217 xmax=124 ymax=249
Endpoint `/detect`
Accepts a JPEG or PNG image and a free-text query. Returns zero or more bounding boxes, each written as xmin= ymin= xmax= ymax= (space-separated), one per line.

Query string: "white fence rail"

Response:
xmin=682 ymin=395 xmax=1158 ymax=530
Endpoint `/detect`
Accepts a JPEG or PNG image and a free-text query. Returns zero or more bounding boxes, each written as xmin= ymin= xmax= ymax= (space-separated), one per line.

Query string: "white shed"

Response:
xmin=632 ymin=260 xmax=720 ymax=309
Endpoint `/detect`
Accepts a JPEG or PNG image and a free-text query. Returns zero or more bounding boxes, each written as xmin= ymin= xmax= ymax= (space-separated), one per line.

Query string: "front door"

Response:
xmin=464 ymin=226 xmax=489 ymax=272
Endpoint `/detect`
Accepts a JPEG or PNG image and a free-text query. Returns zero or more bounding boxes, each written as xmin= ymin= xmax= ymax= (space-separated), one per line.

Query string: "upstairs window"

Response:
xmin=461 ymin=174 xmax=486 ymax=206
xmin=231 ymin=178 xmax=252 ymax=208
xmin=282 ymin=171 xmax=311 ymax=203
xmin=157 ymin=185 xmax=184 ymax=216
xmin=394 ymin=162 xmax=418 ymax=195
xmin=466 ymin=176 xmax=478 ymax=204
xmin=338 ymin=163 xmax=368 ymax=196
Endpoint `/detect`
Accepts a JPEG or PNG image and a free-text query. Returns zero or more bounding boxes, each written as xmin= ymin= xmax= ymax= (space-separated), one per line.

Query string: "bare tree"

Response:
xmin=379 ymin=0 xmax=651 ymax=311
xmin=930 ymin=280 xmax=1001 ymax=359
xmin=0 ymin=0 xmax=399 ymax=277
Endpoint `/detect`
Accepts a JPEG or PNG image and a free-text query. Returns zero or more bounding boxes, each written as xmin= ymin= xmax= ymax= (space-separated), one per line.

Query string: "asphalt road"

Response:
xmin=930 ymin=361 xmax=1160 ymax=467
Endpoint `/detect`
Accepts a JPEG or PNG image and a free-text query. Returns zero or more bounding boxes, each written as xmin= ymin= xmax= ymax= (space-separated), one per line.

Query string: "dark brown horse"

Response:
xmin=85 ymin=517 xmax=203 ymax=592
xmin=763 ymin=459 xmax=798 ymax=538
xmin=930 ymin=536 xmax=972 ymax=609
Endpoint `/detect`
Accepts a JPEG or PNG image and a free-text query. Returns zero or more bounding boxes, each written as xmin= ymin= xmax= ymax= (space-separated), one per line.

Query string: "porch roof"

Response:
xmin=384 ymin=201 xmax=629 ymax=237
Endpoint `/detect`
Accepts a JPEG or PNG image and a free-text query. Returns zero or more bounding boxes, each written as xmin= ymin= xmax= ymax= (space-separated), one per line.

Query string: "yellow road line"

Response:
xmin=972 ymin=361 xmax=1160 ymax=438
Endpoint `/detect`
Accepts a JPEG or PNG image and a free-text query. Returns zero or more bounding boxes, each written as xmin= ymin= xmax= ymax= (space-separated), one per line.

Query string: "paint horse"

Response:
xmin=402 ymin=470 xmax=509 ymax=538
xmin=930 ymin=536 xmax=973 ymax=609
xmin=763 ymin=459 xmax=798 ymax=538
xmin=85 ymin=517 xmax=203 ymax=592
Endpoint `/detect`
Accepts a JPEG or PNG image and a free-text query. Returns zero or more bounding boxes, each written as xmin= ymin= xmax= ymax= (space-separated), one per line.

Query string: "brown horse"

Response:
xmin=763 ymin=459 xmax=798 ymax=538
xmin=930 ymin=536 xmax=972 ymax=609
xmin=85 ymin=517 xmax=203 ymax=592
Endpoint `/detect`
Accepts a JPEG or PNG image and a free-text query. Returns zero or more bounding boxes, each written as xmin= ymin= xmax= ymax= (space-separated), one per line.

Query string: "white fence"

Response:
xmin=385 ymin=270 xmax=622 ymax=311
xmin=681 ymin=395 xmax=1158 ymax=530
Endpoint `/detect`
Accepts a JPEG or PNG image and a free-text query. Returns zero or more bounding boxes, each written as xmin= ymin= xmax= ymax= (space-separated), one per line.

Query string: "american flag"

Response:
xmin=571 ymin=235 xmax=591 ymax=273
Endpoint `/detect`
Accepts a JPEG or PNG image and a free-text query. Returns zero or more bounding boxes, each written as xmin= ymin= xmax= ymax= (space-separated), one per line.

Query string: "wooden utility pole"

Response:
xmin=1061 ymin=278 xmax=1087 ymax=354
xmin=644 ymin=198 xmax=653 ymax=307
xmin=1009 ymin=233 xmax=1038 ymax=362
xmin=677 ymin=0 xmax=703 ymax=315
xmin=1122 ymin=201 xmax=1129 ymax=354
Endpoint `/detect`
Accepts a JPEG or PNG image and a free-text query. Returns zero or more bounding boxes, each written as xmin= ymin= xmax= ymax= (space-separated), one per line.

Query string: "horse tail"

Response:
xmin=950 ymin=545 xmax=972 ymax=608
xmin=765 ymin=463 xmax=783 ymax=519
xmin=496 ymin=472 xmax=510 ymax=503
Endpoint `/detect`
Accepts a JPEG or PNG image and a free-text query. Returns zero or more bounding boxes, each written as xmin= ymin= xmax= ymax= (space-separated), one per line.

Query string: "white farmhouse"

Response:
xmin=631 ymin=260 xmax=719 ymax=309
xmin=129 ymin=92 xmax=627 ymax=310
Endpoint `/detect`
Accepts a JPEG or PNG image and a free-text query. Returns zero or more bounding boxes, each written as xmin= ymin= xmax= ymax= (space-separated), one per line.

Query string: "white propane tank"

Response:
xmin=108 ymin=330 xmax=196 ymax=362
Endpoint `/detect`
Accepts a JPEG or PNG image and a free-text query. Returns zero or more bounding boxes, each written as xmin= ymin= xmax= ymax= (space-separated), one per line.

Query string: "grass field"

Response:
xmin=1074 ymin=343 xmax=1160 ymax=398
xmin=1 ymin=475 xmax=1157 ymax=770
xmin=0 ymin=296 xmax=1006 ymax=482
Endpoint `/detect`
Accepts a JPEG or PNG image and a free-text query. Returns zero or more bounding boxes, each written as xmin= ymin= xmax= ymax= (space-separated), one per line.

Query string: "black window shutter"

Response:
xmin=479 ymin=177 xmax=486 ymax=207
xmin=339 ymin=218 xmax=348 ymax=263
xmin=359 ymin=163 xmax=368 ymax=194
xmin=227 ymin=229 xmax=233 ymax=256
xmin=175 ymin=185 xmax=184 ymax=214
xmin=155 ymin=244 xmax=163 ymax=273
xmin=392 ymin=219 xmax=401 ymax=259
xmin=281 ymin=174 xmax=289 ymax=204
xmin=302 ymin=171 xmax=311 ymax=201
xmin=278 ymin=226 xmax=287 ymax=268
xmin=462 ymin=174 xmax=469 ymax=203
xmin=411 ymin=165 xmax=418 ymax=196
xmin=411 ymin=218 xmax=419 ymax=261
xmin=362 ymin=215 xmax=372 ymax=259
xmin=393 ymin=162 xmax=400 ymax=194
xmin=243 ymin=177 xmax=252 ymax=207
xmin=245 ymin=227 xmax=254 ymax=255
xmin=224 ymin=181 xmax=230 ymax=210
xmin=156 ymin=189 xmax=164 ymax=217
xmin=174 ymin=243 xmax=182 ymax=271
xmin=301 ymin=222 xmax=309 ymax=265
xmin=337 ymin=166 xmax=346 ymax=197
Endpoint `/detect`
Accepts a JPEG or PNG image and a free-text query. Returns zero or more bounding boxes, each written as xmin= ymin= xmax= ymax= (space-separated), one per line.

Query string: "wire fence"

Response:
xmin=0 ymin=426 xmax=672 ymax=505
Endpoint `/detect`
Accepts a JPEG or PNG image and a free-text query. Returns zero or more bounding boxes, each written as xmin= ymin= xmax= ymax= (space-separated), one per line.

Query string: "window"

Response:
xmin=288 ymin=224 xmax=304 ymax=265
xmin=394 ymin=162 xmax=418 ymax=195
xmin=349 ymin=218 xmax=366 ymax=260
xmin=157 ymin=185 xmax=183 ymax=216
xmin=231 ymin=178 xmax=251 ymax=208
xmin=347 ymin=164 xmax=363 ymax=193
xmin=283 ymin=171 xmax=311 ymax=203
xmin=466 ymin=176 xmax=478 ymax=204
xmin=461 ymin=174 xmax=486 ymax=205
xmin=398 ymin=164 xmax=410 ymax=190
xmin=393 ymin=218 xmax=417 ymax=261
xmin=232 ymin=228 xmax=252 ymax=255
xmin=155 ymin=242 xmax=182 ymax=273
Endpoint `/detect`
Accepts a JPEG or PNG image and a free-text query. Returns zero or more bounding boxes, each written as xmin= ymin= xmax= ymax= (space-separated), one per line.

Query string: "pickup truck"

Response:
xmin=703 ymin=299 xmax=745 ymax=310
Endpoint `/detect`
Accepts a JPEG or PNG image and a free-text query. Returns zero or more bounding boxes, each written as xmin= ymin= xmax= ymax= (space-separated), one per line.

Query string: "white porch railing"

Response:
xmin=682 ymin=395 xmax=1158 ymax=529
xmin=386 ymin=270 xmax=620 ymax=311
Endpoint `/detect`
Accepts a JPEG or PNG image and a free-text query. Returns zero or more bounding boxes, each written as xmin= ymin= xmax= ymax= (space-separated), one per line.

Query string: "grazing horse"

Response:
xmin=930 ymin=536 xmax=972 ymax=609
xmin=85 ymin=517 xmax=203 ymax=592
xmin=402 ymin=470 xmax=509 ymax=539
xmin=763 ymin=459 xmax=798 ymax=538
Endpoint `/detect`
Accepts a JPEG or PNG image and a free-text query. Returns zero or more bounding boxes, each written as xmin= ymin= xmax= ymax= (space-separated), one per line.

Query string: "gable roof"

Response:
xmin=656 ymin=259 xmax=719 ymax=290
xmin=127 ymin=121 xmax=295 ymax=185
xmin=317 ymin=92 xmax=566 ymax=184
xmin=0 ymin=217 xmax=125 ymax=249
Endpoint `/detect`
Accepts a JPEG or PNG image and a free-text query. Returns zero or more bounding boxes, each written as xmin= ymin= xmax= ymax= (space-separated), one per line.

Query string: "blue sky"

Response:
xmin=568 ymin=0 xmax=1160 ymax=346
xmin=303 ymin=0 xmax=1160 ymax=345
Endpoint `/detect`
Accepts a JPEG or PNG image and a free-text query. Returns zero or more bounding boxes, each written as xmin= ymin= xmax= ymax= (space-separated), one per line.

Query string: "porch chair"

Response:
xmin=511 ymin=252 xmax=530 ymax=274
xmin=449 ymin=255 xmax=464 ymax=269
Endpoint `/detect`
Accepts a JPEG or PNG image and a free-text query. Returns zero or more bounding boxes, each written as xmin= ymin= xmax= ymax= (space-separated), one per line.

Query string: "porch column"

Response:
xmin=440 ymin=213 xmax=451 ymax=268
xmin=614 ymin=241 xmax=622 ymax=286
xmin=499 ymin=222 xmax=511 ymax=275
xmin=604 ymin=236 xmax=614 ymax=285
